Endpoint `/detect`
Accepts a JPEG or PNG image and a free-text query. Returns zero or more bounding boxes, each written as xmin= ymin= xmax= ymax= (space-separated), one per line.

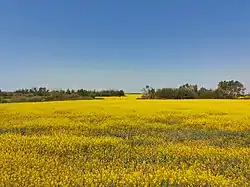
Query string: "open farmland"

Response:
xmin=0 ymin=95 xmax=250 ymax=186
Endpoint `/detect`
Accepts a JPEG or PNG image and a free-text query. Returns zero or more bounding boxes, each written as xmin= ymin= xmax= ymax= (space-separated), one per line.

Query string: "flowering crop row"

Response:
xmin=0 ymin=97 xmax=249 ymax=186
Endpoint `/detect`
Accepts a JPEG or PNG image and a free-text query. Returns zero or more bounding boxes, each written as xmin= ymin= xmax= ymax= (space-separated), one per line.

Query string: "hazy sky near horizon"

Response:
xmin=0 ymin=0 xmax=250 ymax=92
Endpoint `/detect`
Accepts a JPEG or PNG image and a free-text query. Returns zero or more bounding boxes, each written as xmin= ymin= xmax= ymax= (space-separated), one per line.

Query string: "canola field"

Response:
xmin=0 ymin=95 xmax=250 ymax=186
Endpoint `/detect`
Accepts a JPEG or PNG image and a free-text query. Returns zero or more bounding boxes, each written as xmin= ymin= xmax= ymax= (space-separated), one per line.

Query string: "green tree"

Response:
xmin=178 ymin=84 xmax=198 ymax=99
xmin=119 ymin=90 xmax=125 ymax=97
xmin=66 ymin=89 xmax=71 ymax=95
xmin=142 ymin=85 xmax=155 ymax=99
xmin=198 ymin=87 xmax=215 ymax=99
xmin=218 ymin=80 xmax=245 ymax=98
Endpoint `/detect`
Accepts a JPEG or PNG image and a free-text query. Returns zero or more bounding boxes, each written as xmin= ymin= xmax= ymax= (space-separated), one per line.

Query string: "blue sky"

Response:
xmin=0 ymin=0 xmax=249 ymax=92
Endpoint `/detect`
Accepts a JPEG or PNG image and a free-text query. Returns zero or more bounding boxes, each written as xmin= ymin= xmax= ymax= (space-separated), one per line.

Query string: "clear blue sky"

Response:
xmin=0 ymin=0 xmax=249 ymax=92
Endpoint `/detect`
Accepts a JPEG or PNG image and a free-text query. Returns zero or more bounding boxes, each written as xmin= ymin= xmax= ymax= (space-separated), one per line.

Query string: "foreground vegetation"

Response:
xmin=0 ymin=96 xmax=249 ymax=186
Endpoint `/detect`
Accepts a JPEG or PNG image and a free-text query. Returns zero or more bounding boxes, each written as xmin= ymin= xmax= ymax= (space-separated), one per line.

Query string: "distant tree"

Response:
xmin=119 ymin=90 xmax=125 ymax=97
xmin=142 ymin=80 xmax=246 ymax=100
xmin=155 ymin=88 xmax=178 ymax=99
xmin=177 ymin=83 xmax=198 ymax=99
xmin=213 ymin=88 xmax=226 ymax=99
xmin=217 ymin=80 xmax=245 ymax=98
xmin=198 ymin=87 xmax=215 ymax=99
xmin=0 ymin=86 xmax=125 ymax=103
xmin=179 ymin=83 xmax=198 ymax=92
xmin=142 ymin=85 xmax=155 ymax=99
xmin=66 ymin=89 xmax=71 ymax=95
xmin=59 ymin=89 xmax=65 ymax=94
xmin=141 ymin=85 xmax=149 ymax=95
xmin=36 ymin=87 xmax=49 ymax=96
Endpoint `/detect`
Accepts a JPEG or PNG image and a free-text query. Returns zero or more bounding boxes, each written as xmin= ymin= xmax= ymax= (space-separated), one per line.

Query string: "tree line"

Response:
xmin=140 ymin=80 xmax=249 ymax=99
xmin=0 ymin=88 xmax=125 ymax=103
xmin=0 ymin=79 xmax=249 ymax=103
